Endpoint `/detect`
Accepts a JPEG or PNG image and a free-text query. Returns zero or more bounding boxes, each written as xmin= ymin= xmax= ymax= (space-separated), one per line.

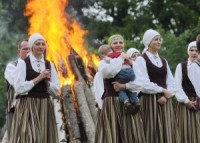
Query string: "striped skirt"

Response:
xmin=175 ymin=97 xmax=200 ymax=143
xmin=140 ymin=94 xmax=180 ymax=143
xmin=8 ymin=97 xmax=59 ymax=143
xmin=95 ymin=96 xmax=145 ymax=143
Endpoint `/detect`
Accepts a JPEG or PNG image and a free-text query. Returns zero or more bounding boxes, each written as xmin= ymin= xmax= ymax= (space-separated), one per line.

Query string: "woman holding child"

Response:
xmin=94 ymin=34 xmax=145 ymax=143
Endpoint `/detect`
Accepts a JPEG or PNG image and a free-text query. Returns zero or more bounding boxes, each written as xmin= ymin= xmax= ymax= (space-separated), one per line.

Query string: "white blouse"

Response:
xmin=14 ymin=53 xmax=60 ymax=96
xmin=135 ymin=51 xmax=176 ymax=95
xmin=188 ymin=61 xmax=200 ymax=98
xmin=4 ymin=59 xmax=20 ymax=86
xmin=174 ymin=60 xmax=193 ymax=103
xmin=93 ymin=56 xmax=144 ymax=109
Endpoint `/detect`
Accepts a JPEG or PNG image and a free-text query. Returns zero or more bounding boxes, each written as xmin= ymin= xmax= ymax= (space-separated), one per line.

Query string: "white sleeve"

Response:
xmin=188 ymin=63 xmax=200 ymax=98
xmin=98 ymin=57 xmax=124 ymax=79
xmin=125 ymin=62 xmax=144 ymax=92
xmin=4 ymin=63 xmax=16 ymax=86
xmin=174 ymin=63 xmax=189 ymax=103
xmin=135 ymin=56 xmax=163 ymax=93
xmin=14 ymin=60 xmax=34 ymax=95
xmin=165 ymin=60 xmax=177 ymax=96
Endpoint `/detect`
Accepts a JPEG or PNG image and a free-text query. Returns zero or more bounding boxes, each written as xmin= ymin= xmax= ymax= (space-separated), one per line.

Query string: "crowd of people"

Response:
xmin=3 ymin=30 xmax=200 ymax=143
xmin=94 ymin=30 xmax=200 ymax=143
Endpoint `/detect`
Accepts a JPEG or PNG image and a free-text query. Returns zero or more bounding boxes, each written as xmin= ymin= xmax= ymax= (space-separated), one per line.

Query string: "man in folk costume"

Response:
xmin=4 ymin=39 xmax=30 ymax=138
xmin=135 ymin=29 xmax=180 ymax=143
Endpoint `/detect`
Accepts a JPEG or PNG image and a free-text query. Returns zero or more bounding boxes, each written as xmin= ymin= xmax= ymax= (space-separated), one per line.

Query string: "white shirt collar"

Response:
xmin=29 ymin=53 xmax=45 ymax=63
xmin=146 ymin=51 xmax=159 ymax=59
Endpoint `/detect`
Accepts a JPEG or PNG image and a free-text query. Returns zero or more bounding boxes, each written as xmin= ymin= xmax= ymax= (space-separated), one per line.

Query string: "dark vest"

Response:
xmin=102 ymin=78 xmax=118 ymax=99
xmin=142 ymin=53 xmax=167 ymax=88
xmin=23 ymin=56 xmax=50 ymax=98
xmin=181 ymin=62 xmax=197 ymax=97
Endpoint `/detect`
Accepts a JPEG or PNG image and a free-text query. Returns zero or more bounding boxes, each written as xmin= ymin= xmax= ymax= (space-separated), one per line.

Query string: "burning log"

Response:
xmin=74 ymin=81 xmax=95 ymax=143
xmin=67 ymin=53 xmax=96 ymax=143
xmin=82 ymin=83 xmax=97 ymax=123
xmin=68 ymin=52 xmax=97 ymax=123
xmin=61 ymin=85 xmax=81 ymax=142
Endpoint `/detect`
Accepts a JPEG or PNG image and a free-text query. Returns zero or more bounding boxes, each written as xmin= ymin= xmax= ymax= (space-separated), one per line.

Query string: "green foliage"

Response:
xmin=0 ymin=0 xmax=28 ymax=128
xmin=0 ymin=64 xmax=6 ymax=127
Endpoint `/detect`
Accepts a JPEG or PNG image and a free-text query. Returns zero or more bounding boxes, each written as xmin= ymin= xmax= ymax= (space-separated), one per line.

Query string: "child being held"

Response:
xmin=106 ymin=47 xmax=140 ymax=114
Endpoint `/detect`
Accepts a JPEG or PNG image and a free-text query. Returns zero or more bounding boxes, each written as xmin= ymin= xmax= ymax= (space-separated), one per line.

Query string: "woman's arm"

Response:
xmin=99 ymin=57 xmax=124 ymax=79
xmin=14 ymin=60 xmax=35 ymax=95
xmin=174 ymin=63 xmax=189 ymax=103
xmin=188 ymin=63 xmax=200 ymax=97
xmin=165 ymin=60 xmax=177 ymax=96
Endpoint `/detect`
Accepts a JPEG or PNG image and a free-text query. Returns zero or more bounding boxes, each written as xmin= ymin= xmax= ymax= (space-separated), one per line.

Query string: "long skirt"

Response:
xmin=140 ymin=94 xmax=180 ymax=143
xmin=175 ymin=97 xmax=200 ymax=143
xmin=8 ymin=97 xmax=59 ymax=143
xmin=95 ymin=96 xmax=145 ymax=143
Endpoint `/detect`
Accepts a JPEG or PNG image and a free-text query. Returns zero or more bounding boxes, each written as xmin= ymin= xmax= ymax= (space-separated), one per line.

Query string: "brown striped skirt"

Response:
xmin=175 ymin=97 xmax=200 ymax=143
xmin=95 ymin=96 xmax=145 ymax=143
xmin=140 ymin=94 xmax=180 ymax=143
xmin=8 ymin=97 xmax=59 ymax=143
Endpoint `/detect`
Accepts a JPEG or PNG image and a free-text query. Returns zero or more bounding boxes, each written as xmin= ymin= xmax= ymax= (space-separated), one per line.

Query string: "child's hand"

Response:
xmin=120 ymin=52 xmax=129 ymax=60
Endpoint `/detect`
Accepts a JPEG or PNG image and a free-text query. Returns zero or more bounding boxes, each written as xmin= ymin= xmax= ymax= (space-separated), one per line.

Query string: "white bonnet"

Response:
xmin=127 ymin=48 xmax=140 ymax=57
xmin=187 ymin=41 xmax=196 ymax=54
xmin=142 ymin=29 xmax=161 ymax=49
xmin=28 ymin=33 xmax=45 ymax=48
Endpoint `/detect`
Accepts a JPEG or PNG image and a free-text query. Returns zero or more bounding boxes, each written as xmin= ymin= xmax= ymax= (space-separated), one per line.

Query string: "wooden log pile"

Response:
xmin=60 ymin=49 xmax=97 ymax=143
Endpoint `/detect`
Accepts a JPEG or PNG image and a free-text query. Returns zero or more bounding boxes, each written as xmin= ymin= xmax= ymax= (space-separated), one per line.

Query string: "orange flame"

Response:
xmin=24 ymin=0 xmax=99 ymax=86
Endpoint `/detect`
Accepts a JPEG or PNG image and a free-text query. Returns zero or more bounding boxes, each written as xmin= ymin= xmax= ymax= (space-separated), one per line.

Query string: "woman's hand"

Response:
xmin=112 ymin=81 xmax=126 ymax=92
xmin=120 ymin=52 xmax=130 ymax=60
xmin=162 ymin=88 xmax=172 ymax=99
xmin=157 ymin=96 xmax=168 ymax=105
xmin=33 ymin=69 xmax=51 ymax=85
xmin=186 ymin=101 xmax=197 ymax=110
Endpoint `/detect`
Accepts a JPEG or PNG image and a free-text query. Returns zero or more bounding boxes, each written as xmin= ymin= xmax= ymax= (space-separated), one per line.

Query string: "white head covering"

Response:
xmin=28 ymin=33 xmax=45 ymax=49
xmin=142 ymin=29 xmax=161 ymax=53
xmin=127 ymin=48 xmax=140 ymax=57
xmin=187 ymin=41 xmax=196 ymax=54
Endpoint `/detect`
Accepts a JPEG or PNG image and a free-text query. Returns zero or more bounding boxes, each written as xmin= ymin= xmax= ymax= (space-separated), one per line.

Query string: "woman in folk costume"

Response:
xmin=175 ymin=41 xmax=200 ymax=143
xmin=8 ymin=33 xmax=60 ymax=143
xmin=94 ymin=34 xmax=145 ymax=143
xmin=135 ymin=29 xmax=180 ymax=143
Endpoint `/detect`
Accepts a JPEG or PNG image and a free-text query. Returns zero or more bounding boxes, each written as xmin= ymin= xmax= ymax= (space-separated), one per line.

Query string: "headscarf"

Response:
xmin=142 ymin=29 xmax=161 ymax=53
xmin=28 ymin=33 xmax=45 ymax=49
xmin=126 ymin=48 xmax=140 ymax=57
xmin=108 ymin=34 xmax=124 ymax=45
xmin=187 ymin=41 xmax=196 ymax=54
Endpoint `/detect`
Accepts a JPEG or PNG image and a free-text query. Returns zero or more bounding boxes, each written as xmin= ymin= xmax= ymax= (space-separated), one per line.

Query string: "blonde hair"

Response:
xmin=98 ymin=44 xmax=112 ymax=58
